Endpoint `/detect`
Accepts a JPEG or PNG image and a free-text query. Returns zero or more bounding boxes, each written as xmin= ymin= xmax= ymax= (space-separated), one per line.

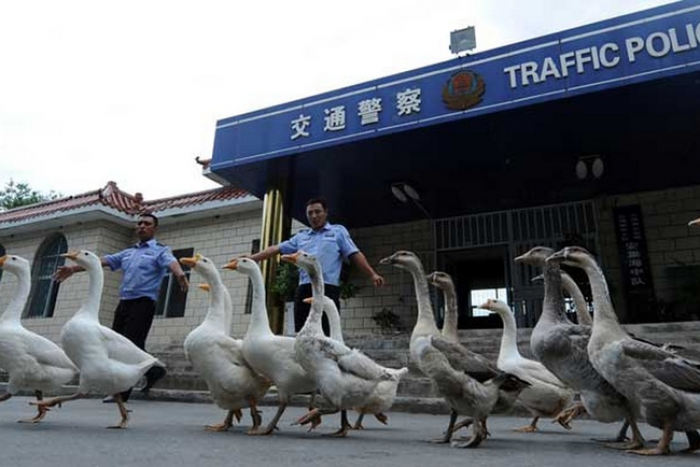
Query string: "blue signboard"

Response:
xmin=212 ymin=1 xmax=700 ymax=172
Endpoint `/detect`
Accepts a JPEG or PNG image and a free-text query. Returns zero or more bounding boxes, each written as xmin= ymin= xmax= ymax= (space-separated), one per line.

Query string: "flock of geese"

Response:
xmin=1 ymin=230 xmax=700 ymax=456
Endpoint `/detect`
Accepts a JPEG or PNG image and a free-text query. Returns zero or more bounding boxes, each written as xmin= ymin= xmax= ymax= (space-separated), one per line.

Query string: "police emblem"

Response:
xmin=441 ymin=70 xmax=485 ymax=111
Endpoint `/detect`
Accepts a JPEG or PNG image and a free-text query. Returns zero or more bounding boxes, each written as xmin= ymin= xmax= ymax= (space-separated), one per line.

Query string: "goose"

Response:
xmin=181 ymin=254 xmax=270 ymax=433
xmin=479 ymin=298 xmax=576 ymax=433
xmin=380 ymin=251 xmax=529 ymax=448
xmin=0 ymin=254 xmax=78 ymax=423
xmin=303 ymin=293 xmax=406 ymax=431
xmin=285 ymin=251 xmax=408 ymax=437
xmin=426 ymin=271 xmax=459 ymax=344
xmin=31 ymin=250 xmax=165 ymax=429
xmin=223 ymin=257 xmax=317 ymax=435
xmin=516 ymin=246 xmax=644 ymax=447
xmin=549 ymin=246 xmax=700 ymax=455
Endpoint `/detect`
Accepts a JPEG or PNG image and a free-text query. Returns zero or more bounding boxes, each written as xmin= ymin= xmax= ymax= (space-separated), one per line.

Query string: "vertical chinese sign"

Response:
xmin=613 ymin=205 xmax=656 ymax=323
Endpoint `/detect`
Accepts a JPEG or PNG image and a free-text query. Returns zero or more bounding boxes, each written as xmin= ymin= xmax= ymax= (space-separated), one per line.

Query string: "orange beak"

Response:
xmin=198 ymin=283 xmax=211 ymax=292
xmin=179 ymin=254 xmax=201 ymax=268
xmin=222 ymin=259 xmax=238 ymax=270
xmin=0 ymin=255 xmax=7 ymax=267
xmin=281 ymin=252 xmax=300 ymax=264
xmin=61 ymin=251 xmax=80 ymax=261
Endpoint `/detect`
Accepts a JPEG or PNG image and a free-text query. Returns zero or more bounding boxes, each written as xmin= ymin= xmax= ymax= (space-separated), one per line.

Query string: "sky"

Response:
xmin=0 ymin=0 xmax=677 ymax=201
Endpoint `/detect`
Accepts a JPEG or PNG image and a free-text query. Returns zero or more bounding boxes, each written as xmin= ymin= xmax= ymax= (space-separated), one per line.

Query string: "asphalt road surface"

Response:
xmin=0 ymin=396 xmax=697 ymax=467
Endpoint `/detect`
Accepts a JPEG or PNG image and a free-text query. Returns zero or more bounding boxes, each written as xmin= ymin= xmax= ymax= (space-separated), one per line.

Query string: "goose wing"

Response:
xmin=24 ymin=332 xmax=77 ymax=371
xmin=429 ymin=335 xmax=497 ymax=382
xmin=621 ymin=339 xmax=700 ymax=392
xmin=97 ymin=325 xmax=157 ymax=364
xmin=311 ymin=337 xmax=389 ymax=381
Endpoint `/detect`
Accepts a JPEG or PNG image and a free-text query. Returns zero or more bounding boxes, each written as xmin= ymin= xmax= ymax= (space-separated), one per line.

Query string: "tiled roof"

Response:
xmin=0 ymin=181 xmax=249 ymax=225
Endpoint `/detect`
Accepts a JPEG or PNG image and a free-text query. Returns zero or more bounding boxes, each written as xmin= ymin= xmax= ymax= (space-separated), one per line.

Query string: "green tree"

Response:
xmin=0 ymin=179 xmax=60 ymax=211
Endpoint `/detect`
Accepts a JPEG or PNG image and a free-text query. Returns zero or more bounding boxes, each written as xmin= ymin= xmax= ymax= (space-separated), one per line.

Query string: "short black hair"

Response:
xmin=306 ymin=198 xmax=327 ymax=211
xmin=139 ymin=212 xmax=159 ymax=227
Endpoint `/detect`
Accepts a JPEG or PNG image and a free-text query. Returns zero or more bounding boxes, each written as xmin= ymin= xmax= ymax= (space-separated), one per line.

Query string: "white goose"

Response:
xmin=181 ymin=254 xmax=270 ymax=433
xmin=285 ymin=251 xmax=408 ymax=437
xmin=480 ymin=298 xmax=575 ymax=432
xmin=380 ymin=251 xmax=529 ymax=448
xmin=426 ymin=271 xmax=459 ymax=344
xmin=0 ymin=254 xmax=78 ymax=423
xmin=516 ymin=246 xmax=644 ymax=447
xmin=550 ymin=246 xmax=700 ymax=455
xmin=223 ymin=257 xmax=317 ymax=435
xmin=32 ymin=250 xmax=165 ymax=428
xmin=304 ymin=293 xmax=406 ymax=431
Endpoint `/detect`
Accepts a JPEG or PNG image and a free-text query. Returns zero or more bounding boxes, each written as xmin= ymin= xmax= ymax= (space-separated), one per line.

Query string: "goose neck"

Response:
xmin=1 ymin=269 xmax=31 ymax=323
xmin=406 ymin=262 xmax=439 ymax=337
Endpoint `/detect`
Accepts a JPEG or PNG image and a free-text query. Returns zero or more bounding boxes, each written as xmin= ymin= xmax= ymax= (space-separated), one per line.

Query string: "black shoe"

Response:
xmin=141 ymin=367 xmax=167 ymax=393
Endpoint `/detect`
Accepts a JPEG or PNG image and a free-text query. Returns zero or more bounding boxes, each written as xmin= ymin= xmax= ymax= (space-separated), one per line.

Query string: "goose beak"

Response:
xmin=546 ymin=250 xmax=567 ymax=263
xmin=61 ymin=251 xmax=80 ymax=260
xmin=303 ymin=297 xmax=314 ymax=304
xmin=198 ymin=283 xmax=211 ymax=292
xmin=513 ymin=253 xmax=527 ymax=263
xmin=689 ymin=217 xmax=700 ymax=227
xmin=530 ymin=274 xmax=544 ymax=283
xmin=379 ymin=254 xmax=394 ymax=265
xmin=0 ymin=255 xmax=7 ymax=267
xmin=180 ymin=255 xmax=200 ymax=268
xmin=222 ymin=259 xmax=238 ymax=270
xmin=281 ymin=252 xmax=300 ymax=264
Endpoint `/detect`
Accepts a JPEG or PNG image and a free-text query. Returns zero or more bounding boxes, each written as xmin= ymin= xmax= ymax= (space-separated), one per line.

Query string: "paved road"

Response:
xmin=0 ymin=396 xmax=697 ymax=467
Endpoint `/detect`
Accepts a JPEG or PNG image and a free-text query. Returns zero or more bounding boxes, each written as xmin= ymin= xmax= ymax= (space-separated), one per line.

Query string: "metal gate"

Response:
xmin=435 ymin=200 xmax=599 ymax=327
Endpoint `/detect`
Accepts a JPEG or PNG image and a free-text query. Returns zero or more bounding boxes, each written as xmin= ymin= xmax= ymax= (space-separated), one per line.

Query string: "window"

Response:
xmin=470 ymin=287 xmax=508 ymax=317
xmin=155 ymin=247 xmax=193 ymax=318
xmin=244 ymin=239 xmax=261 ymax=314
xmin=25 ymin=234 xmax=67 ymax=318
xmin=0 ymin=244 xmax=5 ymax=283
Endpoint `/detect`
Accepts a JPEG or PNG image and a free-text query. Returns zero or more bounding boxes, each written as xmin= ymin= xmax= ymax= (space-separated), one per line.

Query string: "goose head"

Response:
xmin=546 ymin=246 xmax=594 ymax=268
xmin=426 ymin=271 xmax=454 ymax=291
xmin=180 ymin=253 xmax=219 ymax=282
xmin=514 ymin=246 xmax=555 ymax=266
xmin=281 ymin=251 xmax=321 ymax=282
xmin=222 ymin=257 xmax=259 ymax=277
xmin=478 ymin=298 xmax=511 ymax=316
xmin=379 ymin=250 xmax=421 ymax=273
xmin=62 ymin=250 xmax=101 ymax=270
xmin=0 ymin=254 xmax=30 ymax=277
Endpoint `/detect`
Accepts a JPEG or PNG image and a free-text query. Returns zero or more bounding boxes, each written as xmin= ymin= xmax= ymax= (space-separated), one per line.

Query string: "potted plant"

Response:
xmin=372 ymin=307 xmax=402 ymax=334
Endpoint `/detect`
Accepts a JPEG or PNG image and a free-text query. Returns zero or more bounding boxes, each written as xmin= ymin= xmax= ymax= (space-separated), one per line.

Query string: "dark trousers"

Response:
xmin=112 ymin=297 xmax=164 ymax=400
xmin=294 ymin=283 xmax=340 ymax=335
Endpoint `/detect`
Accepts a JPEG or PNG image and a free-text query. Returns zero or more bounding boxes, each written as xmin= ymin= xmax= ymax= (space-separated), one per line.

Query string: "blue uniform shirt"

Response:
xmin=279 ymin=222 xmax=359 ymax=286
xmin=104 ymin=239 xmax=177 ymax=301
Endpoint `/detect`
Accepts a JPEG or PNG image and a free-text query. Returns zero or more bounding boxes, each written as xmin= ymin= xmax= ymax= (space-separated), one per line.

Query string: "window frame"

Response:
xmin=155 ymin=247 xmax=193 ymax=318
xmin=25 ymin=234 xmax=67 ymax=318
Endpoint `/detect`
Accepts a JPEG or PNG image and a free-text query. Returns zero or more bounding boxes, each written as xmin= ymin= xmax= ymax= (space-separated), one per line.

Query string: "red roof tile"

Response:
xmin=0 ymin=181 xmax=250 ymax=225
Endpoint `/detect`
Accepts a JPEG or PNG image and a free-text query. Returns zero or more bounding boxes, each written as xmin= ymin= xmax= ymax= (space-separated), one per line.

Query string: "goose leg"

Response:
xmin=246 ymin=400 xmax=264 ymax=435
xmin=352 ymin=412 xmax=366 ymax=430
xmin=249 ymin=402 xmax=287 ymax=436
xmin=205 ymin=410 xmax=235 ymax=432
xmin=0 ymin=392 xmax=12 ymax=403
xmin=627 ymin=422 xmax=672 ymax=456
xmin=30 ymin=392 xmax=83 ymax=410
xmin=680 ymin=430 xmax=700 ymax=454
xmin=553 ymin=401 xmax=585 ymax=428
xmin=451 ymin=417 xmax=488 ymax=449
xmin=451 ymin=417 xmax=474 ymax=434
xmin=603 ymin=418 xmax=646 ymax=450
xmin=513 ymin=416 xmax=539 ymax=433
xmin=107 ymin=394 xmax=130 ymax=429
xmin=327 ymin=410 xmax=352 ymax=437
xmin=430 ymin=409 xmax=457 ymax=443
xmin=374 ymin=412 xmax=388 ymax=425
xmin=19 ymin=390 xmax=49 ymax=424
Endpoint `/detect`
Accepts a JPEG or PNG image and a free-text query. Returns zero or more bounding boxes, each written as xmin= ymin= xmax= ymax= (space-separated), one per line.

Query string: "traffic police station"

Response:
xmin=207 ymin=1 xmax=700 ymax=331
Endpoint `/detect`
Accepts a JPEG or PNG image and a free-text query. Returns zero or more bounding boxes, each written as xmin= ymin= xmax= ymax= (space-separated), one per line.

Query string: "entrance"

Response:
xmin=434 ymin=200 xmax=599 ymax=328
